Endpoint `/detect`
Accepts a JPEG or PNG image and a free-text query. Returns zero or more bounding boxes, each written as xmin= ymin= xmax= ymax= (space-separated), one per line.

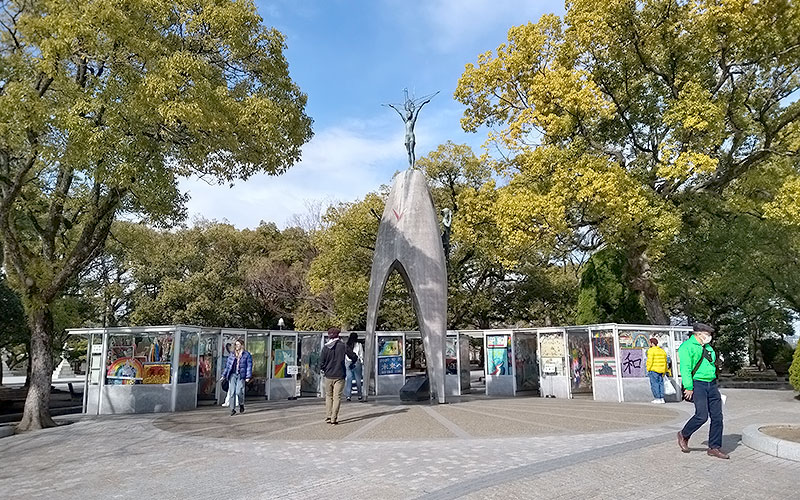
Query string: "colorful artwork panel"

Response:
xmin=377 ymin=355 xmax=403 ymax=375
xmin=568 ymin=335 xmax=592 ymax=392
xmin=446 ymin=337 xmax=458 ymax=375
xmin=378 ymin=338 xmax=401 ymax=356
xmin=591 ymin=333 xmax=615 ymax=358
xmin=633 ymin=333 xmax=650 ymax=348
xmin=107 ymin=357 xmax=143 ymax=381
xmin=593 ymin=358 xmax=617 ymax=377
xmin=273 ymin=349 xmax=293 ymax=378
xmin=487 ymin=347 xmax=509 ymax=375
xmin=142 ymin=363 xmax=171 ymax=384
xmin=620 ymin=349 xmax=646 ymax=378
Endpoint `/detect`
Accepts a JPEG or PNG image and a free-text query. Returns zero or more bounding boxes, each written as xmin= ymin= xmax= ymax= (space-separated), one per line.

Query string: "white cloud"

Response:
xmin=419 ymin=0 xmax=561 ymax=53
xmin=180 ymin=120 xmax=409 ymax=229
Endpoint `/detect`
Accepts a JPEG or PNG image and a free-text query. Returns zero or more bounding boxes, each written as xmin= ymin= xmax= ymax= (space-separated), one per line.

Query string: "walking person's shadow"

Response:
xmin=698 ymin=434 xmax=741 ymax=453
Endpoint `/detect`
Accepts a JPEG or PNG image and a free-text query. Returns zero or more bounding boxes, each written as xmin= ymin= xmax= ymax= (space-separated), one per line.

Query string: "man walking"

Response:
xmin=320 ymin=328 xmax=358 ymax=425
xmin=677 ymin=323 xmax=729 ymax=459
xmin=646 ymin=337 xmax=668 ymax=404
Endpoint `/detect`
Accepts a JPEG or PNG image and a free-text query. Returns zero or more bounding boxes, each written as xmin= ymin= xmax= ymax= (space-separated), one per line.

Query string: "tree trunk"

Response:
xmin=16 ymin=307 xmax=57 ymax=431
xmin=627 ymin=246 xmax=669 ymax=325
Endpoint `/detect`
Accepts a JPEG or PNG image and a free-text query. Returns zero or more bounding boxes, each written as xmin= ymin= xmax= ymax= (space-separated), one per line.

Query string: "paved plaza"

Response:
xmin=0 ymin=389 xmax=798 ymax=499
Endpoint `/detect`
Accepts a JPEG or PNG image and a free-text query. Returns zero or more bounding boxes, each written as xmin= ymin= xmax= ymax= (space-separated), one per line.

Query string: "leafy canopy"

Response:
xmin=455 ymin=0 xmax=800 ymax=322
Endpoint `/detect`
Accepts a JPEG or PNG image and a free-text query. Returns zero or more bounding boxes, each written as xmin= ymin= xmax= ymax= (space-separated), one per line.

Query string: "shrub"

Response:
xmin=790 ymin=342 xmax=800 ymax=392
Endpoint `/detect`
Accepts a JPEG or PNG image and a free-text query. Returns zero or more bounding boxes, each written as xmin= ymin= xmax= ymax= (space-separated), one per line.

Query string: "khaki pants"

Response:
xmin=324 ymin=377 xmax=345 ymax=422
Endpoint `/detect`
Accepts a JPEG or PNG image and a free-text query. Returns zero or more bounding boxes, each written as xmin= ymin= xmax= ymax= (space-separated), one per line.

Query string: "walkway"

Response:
xmin=0 ymin=389 xmax=797 ymax=499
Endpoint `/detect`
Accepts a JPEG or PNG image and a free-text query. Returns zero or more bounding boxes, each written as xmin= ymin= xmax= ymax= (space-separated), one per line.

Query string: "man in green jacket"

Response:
xmin=676 ymin=323 xmax=729 ymax=459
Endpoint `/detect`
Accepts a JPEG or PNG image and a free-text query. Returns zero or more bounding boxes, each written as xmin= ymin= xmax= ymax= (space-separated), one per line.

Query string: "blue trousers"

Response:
xmin=229 ymin=373 xmax=245 ymax=408
xmin=681 ymin=380 xmax=723 ymax=449
xmin=648 ymin=371 xmax=663 ymax=399
xmin=345 ymin=361 xmax=363 ymax=397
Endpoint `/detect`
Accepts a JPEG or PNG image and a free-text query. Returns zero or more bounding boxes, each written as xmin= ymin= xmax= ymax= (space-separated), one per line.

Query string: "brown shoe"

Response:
xmin=677 ymin=431 xmax=690 ymax=453
xmin=707 ymin=448 xmax=729 ymax=459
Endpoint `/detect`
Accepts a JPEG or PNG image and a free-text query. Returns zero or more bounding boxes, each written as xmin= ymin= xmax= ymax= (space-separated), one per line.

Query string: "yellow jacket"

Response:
xmin=646 ymin=346 xmax=668 ymax=374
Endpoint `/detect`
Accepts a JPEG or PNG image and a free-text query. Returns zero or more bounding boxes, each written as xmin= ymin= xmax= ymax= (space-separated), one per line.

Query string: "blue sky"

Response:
xmin=180 ymin=0 xmax=566 ymax=228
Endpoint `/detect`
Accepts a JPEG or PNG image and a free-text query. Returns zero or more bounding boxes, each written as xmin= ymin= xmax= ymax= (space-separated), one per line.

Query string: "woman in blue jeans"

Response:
xmin=220 ymin=339 xmax=252 ymax=416
xmin=344 ymin=332 xmax=364 ymax=401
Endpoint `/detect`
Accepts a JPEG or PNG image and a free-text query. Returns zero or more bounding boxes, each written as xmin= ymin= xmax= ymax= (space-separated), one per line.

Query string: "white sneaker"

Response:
xmin=651 ymin=399 xmax=660 ymax=404
xmin=657 ymin=398 xmax=666 ymax=404
xmin=221 ymin=402 xmax=229 ymax=407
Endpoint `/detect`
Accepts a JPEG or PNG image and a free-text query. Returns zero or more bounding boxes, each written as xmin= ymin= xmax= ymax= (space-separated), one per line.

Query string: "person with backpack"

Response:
xmin=676 ymin=323 xmax=729 ymax=459
xmin=344 ymin=332 xmax=365 ymax=401
xmin=320 ymin=328 xmax=358 ymax=425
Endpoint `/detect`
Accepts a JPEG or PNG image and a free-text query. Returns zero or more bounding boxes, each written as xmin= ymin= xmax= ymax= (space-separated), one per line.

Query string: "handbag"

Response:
xmin=221 ymin=378 xmax=229 ymax=392
xmin=663 ymin=376 xmax=676 ymax=396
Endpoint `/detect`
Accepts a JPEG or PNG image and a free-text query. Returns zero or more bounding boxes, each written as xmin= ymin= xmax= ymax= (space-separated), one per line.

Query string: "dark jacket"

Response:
xmin=222 ymin=351 xmax=253 ymax=380
xmin=320 ymin=339 xmax=357 ymax=379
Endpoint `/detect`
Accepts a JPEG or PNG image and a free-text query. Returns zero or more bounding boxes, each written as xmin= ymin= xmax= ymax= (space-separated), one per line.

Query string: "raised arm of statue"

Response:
xmin=412 ymin=91 xmax=439 ymax=121
xmin=385 ymin=103 xmax=406 ymax=121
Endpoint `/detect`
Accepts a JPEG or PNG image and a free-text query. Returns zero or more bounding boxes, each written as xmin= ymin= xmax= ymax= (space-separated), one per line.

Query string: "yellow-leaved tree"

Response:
xmin=0 ymin=0 xmax=312 ymax=430
xmin=455 ymin=0 xmax=800 ymax=324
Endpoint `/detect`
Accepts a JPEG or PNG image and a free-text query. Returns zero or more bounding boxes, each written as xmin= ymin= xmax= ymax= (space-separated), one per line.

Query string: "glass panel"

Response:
xmin=405 ymin=337 xmax=426 ymax=373
xmin=106 ymin=333 xmax=174 ymax=385
xmin=247 ymin=335 xmax=268 ymax=396
xmin=198 ymin=334 xmax=218 ymax=399
xmin=540 ymin=332 xmax=565 ymax=376
xmin=89 ymin=335 xmax=103 ymax=385
xmin=513 ymin=333 xmax=539 ymax=392
xmin=591 ymin=329 xmax=616 ymax=378
xmin=178 ymin=330 xmax=198 ymax=383
xmin=299 ymin=334 xmax=323 ymax=396
xmin=445 ymin=336 xmax=457 ymax=375
xmin=567 ymin=330 xmax=592 ymax=393
xmin=271 ymin=334 xmax=296 ymax=379
xmin=377 ymin=336 xmax=403 ymax=375
xmin=487 ymin=334 xmax=512 ymax=376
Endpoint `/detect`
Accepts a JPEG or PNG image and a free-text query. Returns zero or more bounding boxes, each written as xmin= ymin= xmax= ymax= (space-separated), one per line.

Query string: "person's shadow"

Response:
xmin=698 ymin=434 xmax=741 ymax=453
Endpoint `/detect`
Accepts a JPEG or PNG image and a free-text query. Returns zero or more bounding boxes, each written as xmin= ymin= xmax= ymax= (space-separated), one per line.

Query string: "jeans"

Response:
xmin=681 ymin=380 xmax=723 ymax=449
xmin=324 ymin=377 xmax=345 ymax=422
xmin=648 ymin=371 xmax=664 ymax=399
xmin=228 ymin=373 xmax=245 ymax=408
xmin=345 ymin=361 xmax=363 ymax=398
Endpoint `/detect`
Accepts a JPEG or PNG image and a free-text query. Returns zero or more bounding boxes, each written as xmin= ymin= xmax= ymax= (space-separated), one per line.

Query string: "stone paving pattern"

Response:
xmin=0 ymin=389 xmax=797 ymax=499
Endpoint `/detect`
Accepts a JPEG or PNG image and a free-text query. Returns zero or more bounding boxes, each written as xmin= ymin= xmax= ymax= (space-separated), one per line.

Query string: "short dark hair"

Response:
xmin=650 ymin=338 xmax=658 ymax=346
xmin=327 ymin=327 xmax=341 ymax=338
xmin=692 ymin=322 xmax=715 ymax=333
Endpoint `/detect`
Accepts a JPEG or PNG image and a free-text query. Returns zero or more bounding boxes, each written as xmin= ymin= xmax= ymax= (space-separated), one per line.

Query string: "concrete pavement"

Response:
xmin=0 ymin=389 xmax=797 ymax=499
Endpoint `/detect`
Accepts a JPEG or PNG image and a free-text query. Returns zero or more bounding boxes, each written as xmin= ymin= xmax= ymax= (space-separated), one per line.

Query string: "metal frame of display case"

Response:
xmin=267 ymin=331 xmax=299 ymax=400
xmin=69 ymin=323 xmax=695 ymax=414
xmin=70 ymin=325 xmax=201 ymax=415
xmin=375 ymin=331 xmax=406 ymax=396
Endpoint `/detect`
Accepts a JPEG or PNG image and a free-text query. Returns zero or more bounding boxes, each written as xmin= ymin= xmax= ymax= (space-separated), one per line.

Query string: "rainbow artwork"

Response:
xmin=107 ymin=357 xmax=143 ymax=384
xmin=273 ymin=349 xmax=293 ymax=378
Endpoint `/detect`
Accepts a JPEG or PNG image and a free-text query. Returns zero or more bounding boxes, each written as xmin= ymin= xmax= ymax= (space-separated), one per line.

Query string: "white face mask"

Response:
xmin=698 ymin=333 xmax=712 ymax=345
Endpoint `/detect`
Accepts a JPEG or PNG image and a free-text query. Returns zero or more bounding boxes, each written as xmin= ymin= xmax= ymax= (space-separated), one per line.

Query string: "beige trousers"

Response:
xmin=324 ymin=377 xmax=345 ymax=422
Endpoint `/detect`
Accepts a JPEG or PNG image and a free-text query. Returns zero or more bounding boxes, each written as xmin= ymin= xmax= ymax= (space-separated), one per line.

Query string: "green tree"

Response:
xmin=0 ymin=0 xmax=312 ymax=430
xmin=455 ymin=0 xmax=800 ymax=325
xmin=1 ymin=275 xmax=29 ymax=385
xmin=576 ymin=247 xmax=648 ymax=324
xmin=790 ymin=341 xmax=800 ymax=393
